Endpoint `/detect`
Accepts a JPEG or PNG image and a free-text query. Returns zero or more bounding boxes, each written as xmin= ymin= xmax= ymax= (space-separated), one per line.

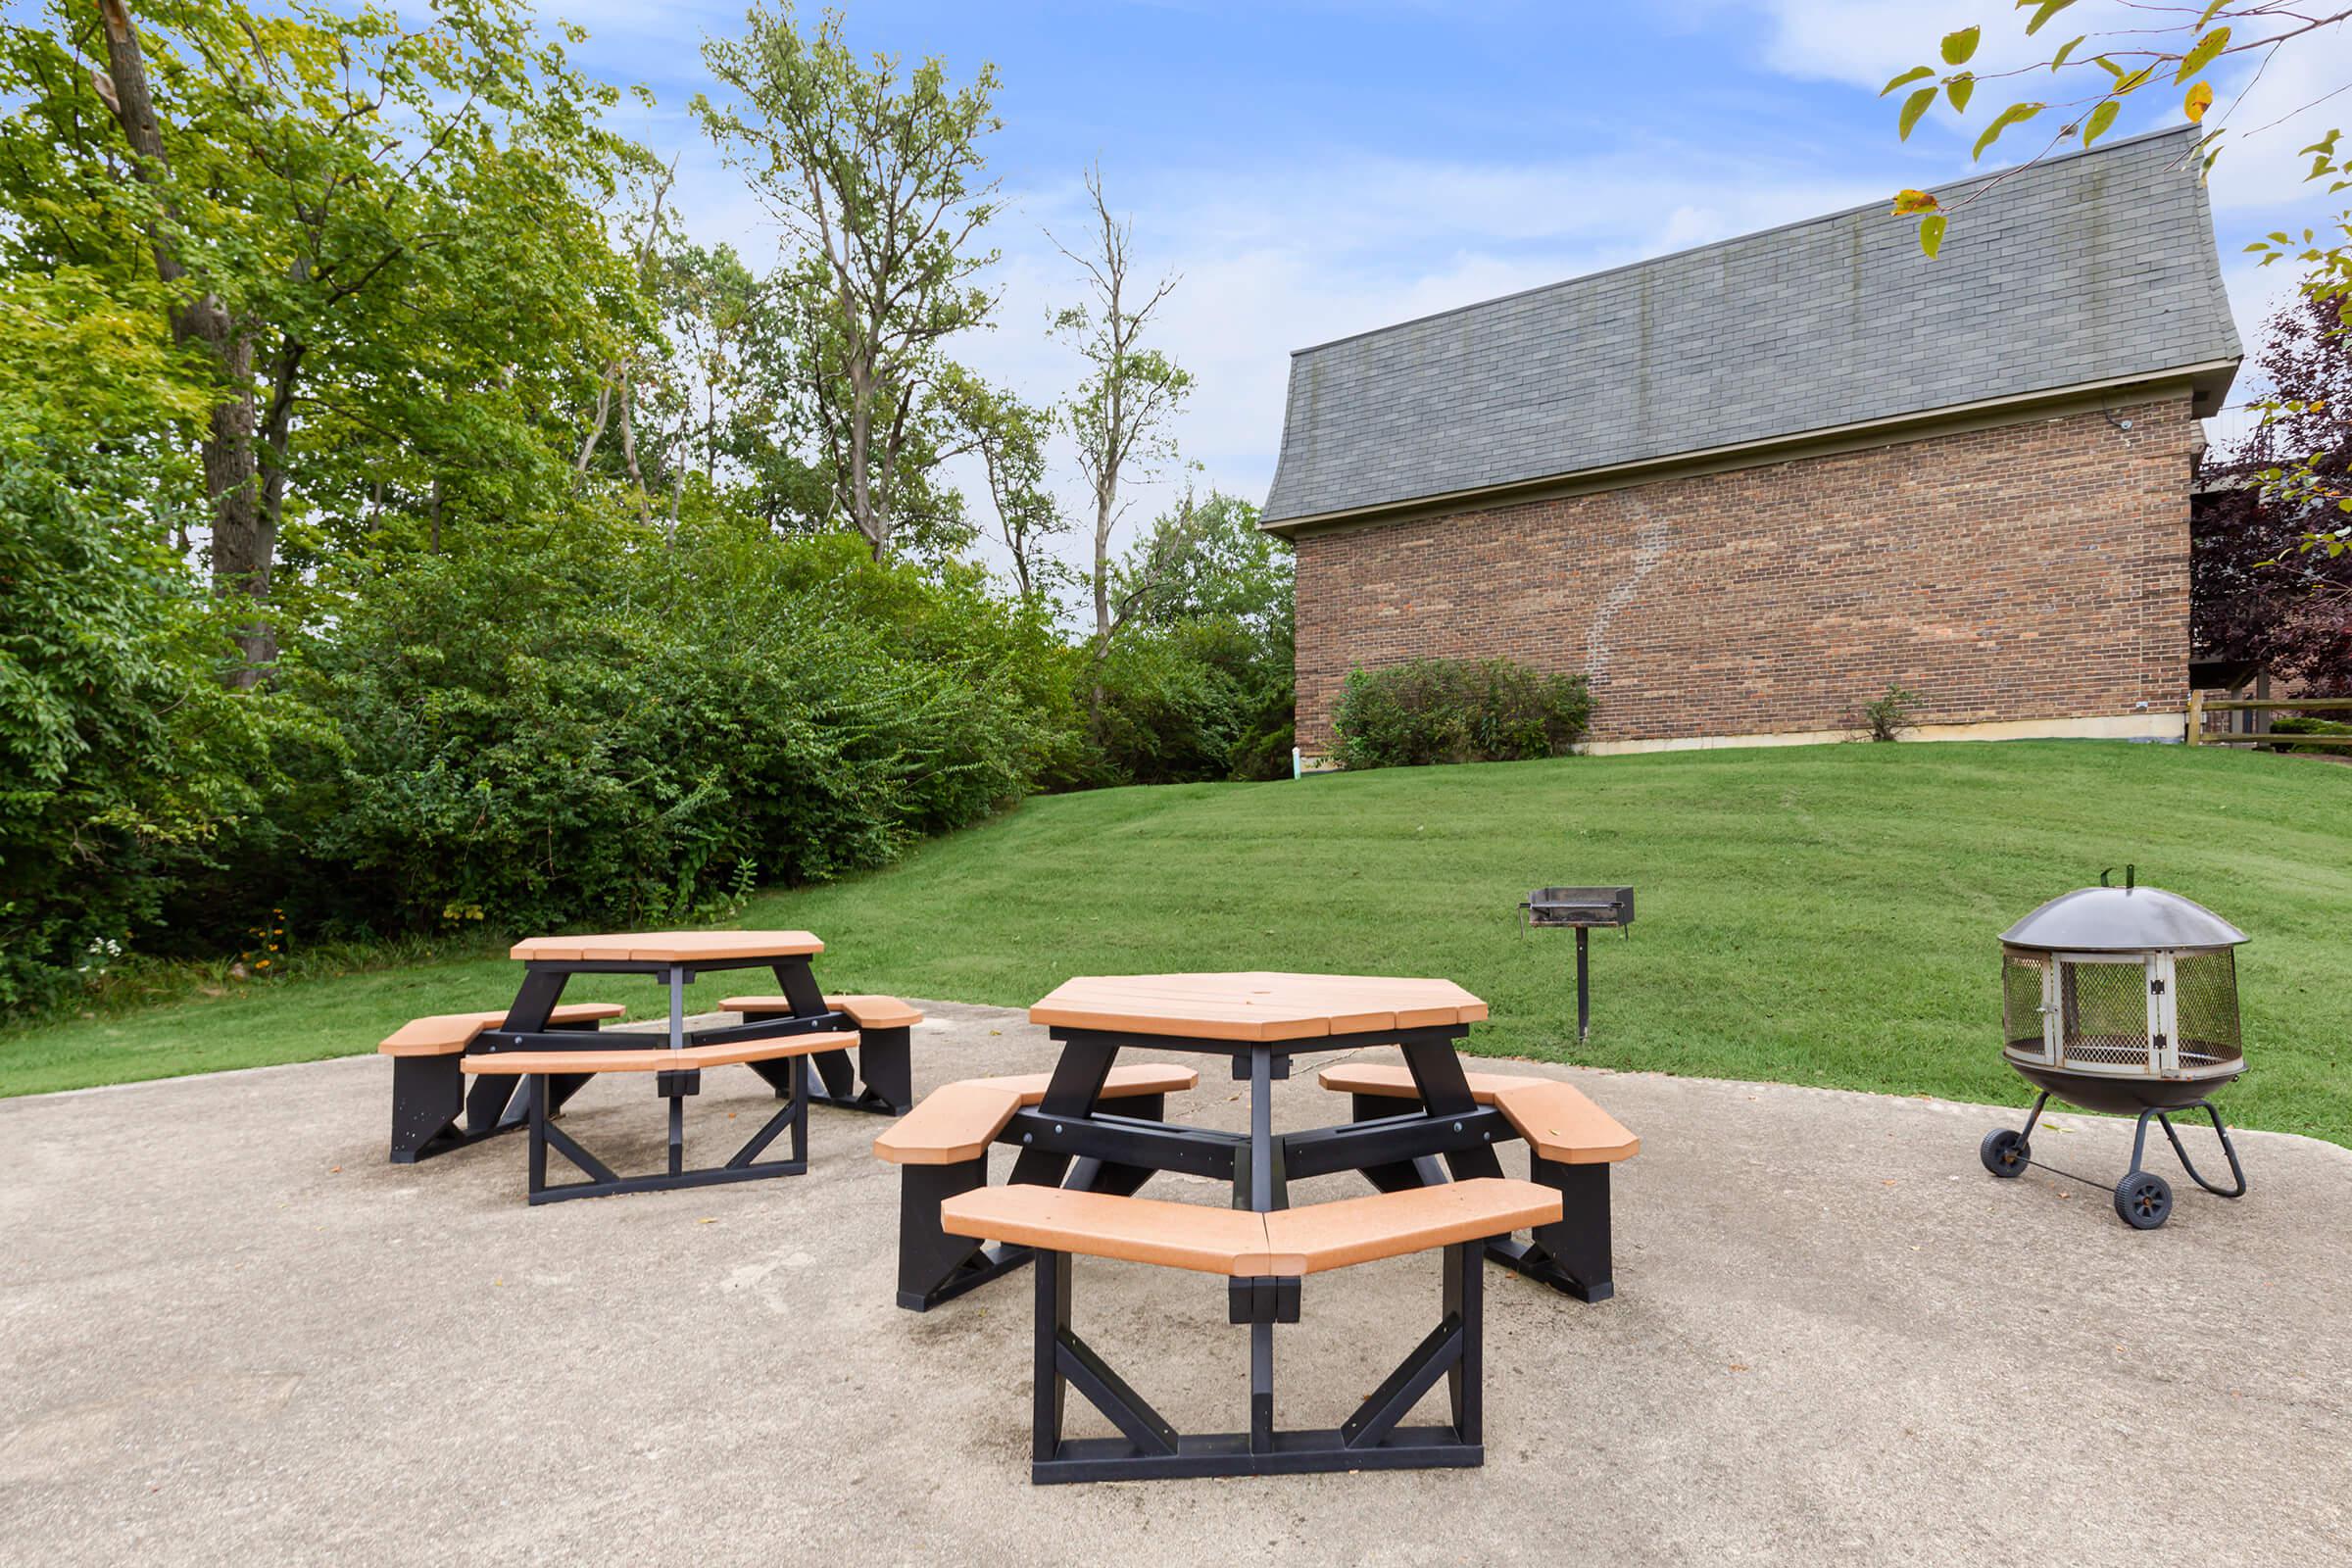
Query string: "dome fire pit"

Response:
xmin=1979 ymin=866 xmax=2250 ymax=1230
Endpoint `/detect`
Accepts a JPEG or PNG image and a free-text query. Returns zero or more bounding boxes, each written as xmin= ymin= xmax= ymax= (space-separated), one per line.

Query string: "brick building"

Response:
xmin=1263 ymin=128 xmax=2241 ymax=756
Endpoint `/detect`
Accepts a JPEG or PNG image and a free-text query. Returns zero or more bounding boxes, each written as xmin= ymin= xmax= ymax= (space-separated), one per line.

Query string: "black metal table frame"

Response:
xmin=389 ymin=950 xmax=892 ymax=1195
xmin=939 ymin=1020 xmax=1576 ymax=1482
xmin=483 ymin=953 xmax=848 ymax=1198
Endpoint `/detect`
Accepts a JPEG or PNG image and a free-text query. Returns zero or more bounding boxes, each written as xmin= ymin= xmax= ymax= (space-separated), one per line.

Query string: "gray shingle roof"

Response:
xmin=1262 ymin=126 xmax=2240 ymax=528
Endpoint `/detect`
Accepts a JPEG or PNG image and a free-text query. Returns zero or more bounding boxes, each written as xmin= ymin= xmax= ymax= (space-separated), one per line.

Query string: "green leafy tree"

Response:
xmin=2195 ymin=285 xmax=2352 ymax=689
xmin=1094 ymin=491 xmax=1296 ymax=783
xmin=708 ymin=266 xmax=837 ymax=535
xmin=0 ymin=206 xmax=270 ymax=1008
xmin=939 ymin=368 xmax=1067 ymax=602
xmin=1875 ymin=5 xmax=2350 ymax=548
xmin=5 ymin=0 xmax=656 ymax=676
xmin=696 ymin=4 xmax=1002 ymax=560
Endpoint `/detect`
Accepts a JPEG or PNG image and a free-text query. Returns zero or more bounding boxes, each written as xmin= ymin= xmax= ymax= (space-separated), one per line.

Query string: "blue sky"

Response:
xmin=555 ymin=1 xmax=2334 ymax=546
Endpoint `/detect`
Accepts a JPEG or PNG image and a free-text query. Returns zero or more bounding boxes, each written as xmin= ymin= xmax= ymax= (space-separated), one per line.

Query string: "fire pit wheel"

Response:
xmin=2114 ymin=1171 xmax=2175 ymax=1230
xmin=1979 ymin=1128 xmax=2031 ymax=1179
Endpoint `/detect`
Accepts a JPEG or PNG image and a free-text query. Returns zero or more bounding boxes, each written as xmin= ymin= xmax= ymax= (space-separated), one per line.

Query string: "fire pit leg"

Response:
xmin=1979 ymin=1093 xmax=2049 ymax=1179
xmin=2149 ymin=1102 xmax=2249 ymax=1200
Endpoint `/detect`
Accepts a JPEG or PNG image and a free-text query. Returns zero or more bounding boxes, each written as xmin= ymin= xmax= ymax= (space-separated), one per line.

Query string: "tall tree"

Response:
xmin=696 ymin=4 xmax=1002 ymax=560
xmin=85 ymin=0 xmax=262 ymax=675
xmin=21 ymin=0 xmax=655 ymax=678
xmin=1052 ymin=163 xmax=1194 ymax=712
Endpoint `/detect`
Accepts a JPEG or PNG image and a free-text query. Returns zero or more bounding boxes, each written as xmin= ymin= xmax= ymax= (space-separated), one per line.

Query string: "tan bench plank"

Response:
xmin=939 ymin=1178 xmax=1559 ymax=1278
xmin=1315 ymin=1061 xmax=1529 ymax=1103
xmin=378 ymin=1003 xmax=626 ymax=1057
xmin=1491 ymin=1080 xmax=1640 ymax=1164
xmin=460 ymin=1031 xmax=858 ymax=1075
xmin=873 ymin=1083 xmax=1025 ymax=1165
xmin=1319 ymin=1062 xmax=1638 ymax=1163
xmin=510 ymin=930 xmax=823 ymax=963
xmin=963 ymin=1063 xmax=1199 ymax=1103
xmin=721 ymin=993 xmax=923 ymax=1029
xmin=940 ymin=1186 xmax=1279 ymax=1276
xmin=1262 ymin=1178 xmax=1563 ymax=1274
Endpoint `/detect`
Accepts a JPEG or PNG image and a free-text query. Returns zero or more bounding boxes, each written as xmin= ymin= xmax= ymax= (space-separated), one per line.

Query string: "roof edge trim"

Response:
xmin=1260 ymin=359 xmax=2238 ymax=537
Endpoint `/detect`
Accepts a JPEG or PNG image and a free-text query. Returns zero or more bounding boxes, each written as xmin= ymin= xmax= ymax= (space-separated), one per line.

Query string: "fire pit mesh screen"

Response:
xmin=2176 ymin=949 xmax=2243 ymax=1069
xmin=2002 ymin=953 xmax=2049 ymax=1054
xmin=2057 ymin=960 xmax=2150 ymax=1067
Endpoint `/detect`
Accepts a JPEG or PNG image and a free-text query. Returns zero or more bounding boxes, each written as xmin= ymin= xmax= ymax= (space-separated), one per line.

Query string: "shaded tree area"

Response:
xmin=2195 ymin=287 xmax=2352 ymax=696
xmin=0 ymin=1 xmax=1292 ymax=1012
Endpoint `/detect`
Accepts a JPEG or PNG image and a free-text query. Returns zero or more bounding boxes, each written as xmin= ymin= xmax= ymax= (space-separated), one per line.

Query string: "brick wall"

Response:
xmin=1292 ymin=398 xmax=2199 ymax=751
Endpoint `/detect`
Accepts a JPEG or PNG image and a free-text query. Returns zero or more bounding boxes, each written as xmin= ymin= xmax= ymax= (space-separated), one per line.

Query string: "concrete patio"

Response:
xmin=3 ymin=999 xmax=2347 ymax=1565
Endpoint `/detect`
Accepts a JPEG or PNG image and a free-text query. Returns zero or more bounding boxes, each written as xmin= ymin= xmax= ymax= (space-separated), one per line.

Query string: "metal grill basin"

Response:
xmin=1522 ymin=888 xmax=1634 ymax=929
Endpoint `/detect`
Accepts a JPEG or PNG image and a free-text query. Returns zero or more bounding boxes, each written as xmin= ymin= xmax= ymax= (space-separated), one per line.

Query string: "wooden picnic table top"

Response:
xmin=1028 ymin=971 xmax=1488 ymax=1043
xmin=508 ymin=930 xmax=824 ymax=964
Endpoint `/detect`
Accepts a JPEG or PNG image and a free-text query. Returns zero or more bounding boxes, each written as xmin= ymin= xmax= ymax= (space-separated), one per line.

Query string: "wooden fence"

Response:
xmin=2184 ymin=693 xmax=2352 ymax=749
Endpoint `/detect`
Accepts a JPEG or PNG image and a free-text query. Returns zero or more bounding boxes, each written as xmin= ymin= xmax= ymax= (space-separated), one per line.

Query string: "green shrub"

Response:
xmin=1854 ymin=684 xmax=1923 ymax=743
xmin=243 ymin=519 xmax=1074 ymax=937
xmin=2262 ymin=714 xmax=2352 ymax=755
xmin=0 ymin=460 xmax=271 ymax=1009
xmin=1332 ymin=658 xmax=1592 ymax=769
xmin=1094 ymin=615 xmax=1295 ymax=786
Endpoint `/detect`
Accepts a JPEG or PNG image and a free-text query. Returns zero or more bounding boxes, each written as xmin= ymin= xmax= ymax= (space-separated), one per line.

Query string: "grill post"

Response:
xmin=1575 ymin=927 xmax=1591 ymax=1042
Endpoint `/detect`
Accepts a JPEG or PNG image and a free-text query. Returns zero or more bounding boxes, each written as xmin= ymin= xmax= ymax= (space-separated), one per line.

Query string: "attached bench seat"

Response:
xmin=464 ymin=1030 xmax=857 ymax=1204
xmin=875 ymin=1064 xmax=1200 ymax=1311
xmin=380 ymin=1004 xmax=626 ymax=1164
xmin=378 ymin=1003 xmax=625 ymax=1057
xmin=461 ymin=1031 xmax=857 ymax=1075
xmin=721 ymin=993 xmax=925 ymax=1030
xmin=719 ymin=992 xmax=925 ymax=1115
xmin=1317 ymin=1062 xmax=1640 ymax=1163
xmin=1317 ymin=1059 xmax=1637 ymax=1302
xmin=938 ymin=1179 xmax=1562 ymax=1483
xmin=940 ymin=1177 xmax=1561 ymax=1276
xmin=874 ymin=1064 xmax=1200 ymax=1165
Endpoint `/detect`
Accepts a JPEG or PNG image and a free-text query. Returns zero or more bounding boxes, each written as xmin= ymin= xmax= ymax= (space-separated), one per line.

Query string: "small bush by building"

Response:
xmin=1331 ymin=658 xmax=1591 ymax=769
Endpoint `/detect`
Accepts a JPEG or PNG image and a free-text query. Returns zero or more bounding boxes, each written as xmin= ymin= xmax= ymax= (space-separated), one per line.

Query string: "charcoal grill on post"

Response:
xmin=1520 ymin=887 xmax=1635 ymax=1041
xmin=1980 ymin=866 xmax=2249 ymax=1230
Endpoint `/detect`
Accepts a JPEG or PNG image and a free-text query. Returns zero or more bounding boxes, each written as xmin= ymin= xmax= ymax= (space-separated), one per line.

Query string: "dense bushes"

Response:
xmin=0 ymin=462 xmax=270 ymax=1008
xmin=1332 ymin=657 xmax=1591 ymax=769
xmin=1091 ymin=492 xmax=1296 ymax=785
xmin=3 ymin=482 xmax=1296 ymax=1011
xmin=2262 ymin=714 xmax=2352 ymax=754
xmin=234 ymin=523 xmax=1075 ymax=940
xmin=1094 ymin=619 xmax=1294 ymax=785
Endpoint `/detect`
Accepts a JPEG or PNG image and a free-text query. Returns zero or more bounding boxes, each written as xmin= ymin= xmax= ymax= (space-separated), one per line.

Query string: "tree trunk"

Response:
xmin=847 ymin=361 xmax=884 ymax=559
xmin=97 ymin=0 xmax=273 ymax=685
xmin=616 ymin=363 xmax=651 ymax=525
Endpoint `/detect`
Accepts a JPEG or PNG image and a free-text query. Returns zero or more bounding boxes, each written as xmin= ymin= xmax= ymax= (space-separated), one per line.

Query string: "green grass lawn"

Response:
xmin=7 ymin=741 xmax=2348 ymax=1144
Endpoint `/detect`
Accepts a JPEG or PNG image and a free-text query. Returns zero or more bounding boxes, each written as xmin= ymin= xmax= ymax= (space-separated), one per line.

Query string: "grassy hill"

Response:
xmin=7 ymin=741 xmax=2347 ymax=1145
